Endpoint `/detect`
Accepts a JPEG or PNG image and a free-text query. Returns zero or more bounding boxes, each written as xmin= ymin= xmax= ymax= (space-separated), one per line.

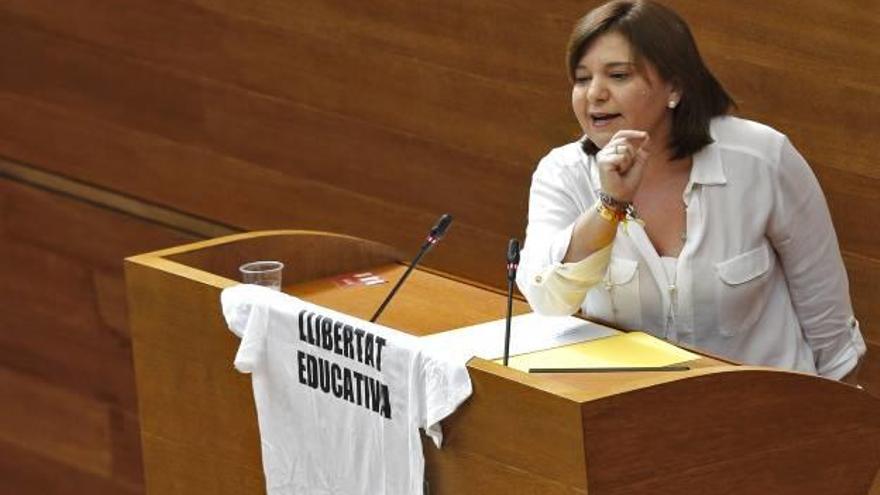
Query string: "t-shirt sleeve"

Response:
xmin=221 ymin=285 xmax=270 ymax=374
xmin=417 ymin=348 xmax=472 ymax=448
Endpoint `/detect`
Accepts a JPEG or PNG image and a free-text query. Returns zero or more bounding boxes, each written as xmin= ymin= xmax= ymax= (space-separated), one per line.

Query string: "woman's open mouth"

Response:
xmin=590 ymin=113 xmax=621 ymax=127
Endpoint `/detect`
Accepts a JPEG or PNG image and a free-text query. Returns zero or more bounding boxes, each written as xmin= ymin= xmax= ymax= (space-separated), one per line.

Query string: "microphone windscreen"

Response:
xmin=507 ymin=238 xmax=520 ymax=264
xmin=429 ymin=213 xmax=454 ymax=241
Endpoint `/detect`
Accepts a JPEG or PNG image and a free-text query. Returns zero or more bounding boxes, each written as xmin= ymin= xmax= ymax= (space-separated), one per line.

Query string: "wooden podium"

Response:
xmin=125 ymin=231 xmax=880 ymax=495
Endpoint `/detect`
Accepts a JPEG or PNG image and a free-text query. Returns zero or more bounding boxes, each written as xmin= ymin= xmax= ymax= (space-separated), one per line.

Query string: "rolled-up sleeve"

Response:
xmin=768 ymin=138 xmax=867 ymax=379
xmin=518 ymin=244 xmax=612 ymax=316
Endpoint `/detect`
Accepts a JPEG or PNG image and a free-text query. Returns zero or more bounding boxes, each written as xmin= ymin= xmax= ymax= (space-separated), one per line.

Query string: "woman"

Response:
xmin=516 ymin=0 xmax=865 ymax=381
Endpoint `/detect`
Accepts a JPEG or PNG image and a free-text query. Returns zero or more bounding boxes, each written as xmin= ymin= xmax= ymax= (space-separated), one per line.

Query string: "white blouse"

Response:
xmin=516 ymin=116 xmax=865 ymax=379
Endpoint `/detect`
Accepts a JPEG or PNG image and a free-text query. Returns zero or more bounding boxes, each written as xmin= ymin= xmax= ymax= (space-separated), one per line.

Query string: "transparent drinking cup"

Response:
xmin=239 ymin=261 xmax=284 ymax=291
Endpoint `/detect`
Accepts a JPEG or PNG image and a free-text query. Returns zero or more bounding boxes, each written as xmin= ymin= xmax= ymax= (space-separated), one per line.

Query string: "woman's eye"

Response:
xmin=574 ymin=75 xmax=592 ymax=84
xmin=610 ymin=72 xmax=630 ymax=80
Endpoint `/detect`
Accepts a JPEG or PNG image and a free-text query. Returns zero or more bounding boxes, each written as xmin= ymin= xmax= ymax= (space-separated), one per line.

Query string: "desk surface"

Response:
xmin=287 ymin=263 xmax=532 ymax=336
xmin=286 ymin=263 xmax=730 ymax=381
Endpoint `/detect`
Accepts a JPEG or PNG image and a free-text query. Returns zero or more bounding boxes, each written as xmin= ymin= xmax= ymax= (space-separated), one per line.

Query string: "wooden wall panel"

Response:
xmin=0 ymin=13 xmax=531 ymax=224
xmin=0 ymin=0 xmax=575 ymax=164
xmin=0 ymin=5 xmax=545 ymax=197
xmin=0 ymin=178 xmax=199 ymax=494
xmin=0 ymin=240 xmax=137 ymax=409
xmin=0 ymin=367 xmax=114 ymax=479
xmin=845 ymin=255 xmax=880 ymax=343
xmin=0 ymin=0 xmax=877 ymax=283
xmin=0 ymin=440 xmax=140 ymax=495
xmin=819 ymin=166 xmax=880 ymax=262
xmin=0 ymin=91 xmax=516 ymax=290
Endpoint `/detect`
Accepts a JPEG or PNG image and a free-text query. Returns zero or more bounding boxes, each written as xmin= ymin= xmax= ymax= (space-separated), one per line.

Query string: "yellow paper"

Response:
xmin=500 ymin=332 xmax=698 ymax=372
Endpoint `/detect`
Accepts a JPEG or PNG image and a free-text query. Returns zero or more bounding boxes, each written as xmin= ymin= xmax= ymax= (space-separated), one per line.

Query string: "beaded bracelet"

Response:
xmin=595 ymin=201 xmax=627 ymax=223
xmin=597 ymin=190 xmax=632 ymax=212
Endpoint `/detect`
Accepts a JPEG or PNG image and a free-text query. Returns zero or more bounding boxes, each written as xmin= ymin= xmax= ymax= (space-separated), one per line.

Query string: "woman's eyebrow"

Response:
xmin=575 ymin=61 xmax=634 ymax=71
xmin=604 ymin=61 xmax=634 ymax=69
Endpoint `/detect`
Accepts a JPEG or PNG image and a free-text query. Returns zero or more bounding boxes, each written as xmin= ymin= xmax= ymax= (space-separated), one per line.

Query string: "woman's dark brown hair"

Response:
xmin=568 ymin=0 xmax=734 ymax=159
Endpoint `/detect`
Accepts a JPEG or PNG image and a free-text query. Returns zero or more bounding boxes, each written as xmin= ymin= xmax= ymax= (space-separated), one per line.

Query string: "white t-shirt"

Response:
xmin=517 ymin=116 xmax=865 ymax=379
xmin=221 ymin=284 xmax=472 ymax=495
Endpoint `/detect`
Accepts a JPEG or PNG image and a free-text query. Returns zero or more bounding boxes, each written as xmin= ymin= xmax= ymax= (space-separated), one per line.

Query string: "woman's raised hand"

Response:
xmin=595 ymin=130 xmax=650 ymax=202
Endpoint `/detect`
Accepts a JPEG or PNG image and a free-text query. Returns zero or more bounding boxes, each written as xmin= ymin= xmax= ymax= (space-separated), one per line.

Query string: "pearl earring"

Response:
xmin=668 ymin=100 xmax=678 ymax=109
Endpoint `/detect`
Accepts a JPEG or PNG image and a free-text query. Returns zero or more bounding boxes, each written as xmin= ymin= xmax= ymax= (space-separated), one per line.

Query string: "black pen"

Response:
xmin=529 ymin=365 xmax=690 ymax=373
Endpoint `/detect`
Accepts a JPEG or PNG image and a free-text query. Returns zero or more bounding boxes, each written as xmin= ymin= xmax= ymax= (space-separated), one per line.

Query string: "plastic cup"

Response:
xmin=239 ymin=261 xmax=284 ymax=291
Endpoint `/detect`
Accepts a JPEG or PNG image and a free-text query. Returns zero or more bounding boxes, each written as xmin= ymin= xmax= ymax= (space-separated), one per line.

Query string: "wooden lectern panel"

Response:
xmin=579 ymin=370 xmax=880 ymax=494
xmin=126 ymin=231 xmax=880 ymax=495
xmin=125 ymin=230 xmax=538 ymax=494
xmin=126 ymin=259 xmax=262 ymax=494
xmin=423 ymin=360 xmax=591 ymax=494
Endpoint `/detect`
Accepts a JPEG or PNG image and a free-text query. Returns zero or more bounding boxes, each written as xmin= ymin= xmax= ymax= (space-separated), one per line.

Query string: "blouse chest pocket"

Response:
xmin=715 ymin=242 xmax=774 ymax=336
xmin=585 ymin=257 xmax=641 ymax=330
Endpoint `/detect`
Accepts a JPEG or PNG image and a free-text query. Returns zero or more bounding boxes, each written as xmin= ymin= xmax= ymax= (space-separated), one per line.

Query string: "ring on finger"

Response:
xmin=615 ymin=144 xmax=625 ymax=155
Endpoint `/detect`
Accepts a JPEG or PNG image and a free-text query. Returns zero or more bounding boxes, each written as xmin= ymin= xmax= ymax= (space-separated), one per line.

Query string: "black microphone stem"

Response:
xmin=503 ymin=277 xmax=514 ymax=366
xmin=370 ymin=213 xmax=452 ymax=323
xmin=503 ymin=238 xmax=520 ymax=367
xmin=370 ymin=243 xmax=431 ymax=323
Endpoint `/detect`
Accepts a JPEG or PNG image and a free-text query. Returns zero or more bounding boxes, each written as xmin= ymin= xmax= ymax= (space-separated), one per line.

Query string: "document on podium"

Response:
xmin=420 ymin=312 xmax=619 ymax=361
xmin=501 ymin=331 xmax=700 ymax=373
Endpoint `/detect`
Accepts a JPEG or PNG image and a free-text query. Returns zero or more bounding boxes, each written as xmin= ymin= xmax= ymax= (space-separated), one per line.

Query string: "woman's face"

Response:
xmin=571 ymin=31 xmax=678 ymax=150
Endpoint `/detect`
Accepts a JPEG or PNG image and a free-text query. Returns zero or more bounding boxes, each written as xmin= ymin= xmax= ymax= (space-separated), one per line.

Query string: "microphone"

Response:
xmin=425 ymin=213 xmax=453 ymax=249
xmin=370 ymin=214 xmax=454 ymax=323
xmin=503 ymin=238 xmax=520 ymax=366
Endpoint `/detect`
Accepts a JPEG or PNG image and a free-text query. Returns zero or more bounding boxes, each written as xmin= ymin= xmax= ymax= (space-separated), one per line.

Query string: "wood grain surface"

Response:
xmin=0 ymin=178 xmax=197 ymax=494
xmin=1 ymin=0 xmax=879 ymax=492
xmin=580 ymin=370 xmax=880 ymax=494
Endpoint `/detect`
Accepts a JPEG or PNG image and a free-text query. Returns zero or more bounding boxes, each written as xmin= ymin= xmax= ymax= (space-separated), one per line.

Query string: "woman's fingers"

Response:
xmin=596 ymin=130 xmax=652 ymax=201
xmin=600 ymin=152 xmax=627 ymax=173
xmin=610 ymin=129 xmax=648 ymax=141
xmin=611 ymin=141 xmax=633 ymax=160
xmin=601 ymin=140 xmax=638 ymax=174
xmin=627 ymin=148 xmax=649 ymax=184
